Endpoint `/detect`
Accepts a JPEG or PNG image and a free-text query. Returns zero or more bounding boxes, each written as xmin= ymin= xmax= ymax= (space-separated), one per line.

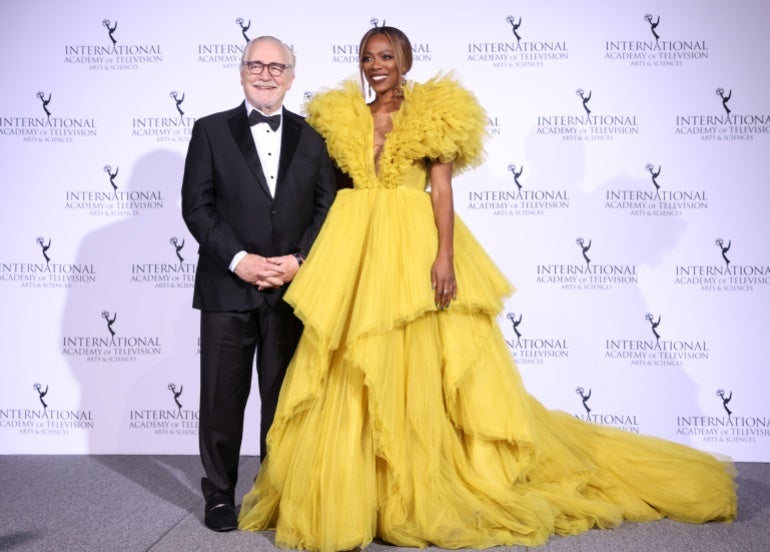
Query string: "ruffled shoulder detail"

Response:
xmin=389 ymin=73 xmax=488 ymax=175
xmin=305 ymin=81 xmax=372 ymax=186
xmin=304 ymin=74 xmax=488 ymax=190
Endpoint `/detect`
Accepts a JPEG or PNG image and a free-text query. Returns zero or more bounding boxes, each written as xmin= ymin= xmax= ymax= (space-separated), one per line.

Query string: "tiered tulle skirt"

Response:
xmin=238 ymin=187 xmax=736 ymax=551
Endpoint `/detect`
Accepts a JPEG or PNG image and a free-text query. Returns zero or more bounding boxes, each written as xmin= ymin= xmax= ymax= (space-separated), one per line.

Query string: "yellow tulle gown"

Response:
xmin=238 ymin=75 xmax=736 ymax=550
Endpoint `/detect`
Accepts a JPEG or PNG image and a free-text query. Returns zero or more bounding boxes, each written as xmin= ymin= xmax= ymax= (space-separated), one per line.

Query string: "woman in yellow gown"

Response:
xmin=238 ymin=24 xmax=736 ymax=551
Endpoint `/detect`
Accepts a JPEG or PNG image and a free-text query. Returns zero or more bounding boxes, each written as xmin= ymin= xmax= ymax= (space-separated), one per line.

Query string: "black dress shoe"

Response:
xmin=204 ymin=502 xmax=238 ymax=532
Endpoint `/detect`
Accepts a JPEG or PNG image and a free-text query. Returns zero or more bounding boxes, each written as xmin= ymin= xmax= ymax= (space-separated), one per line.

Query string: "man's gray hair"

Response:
xmin=241 ymin=36 xmax=296 ymax=70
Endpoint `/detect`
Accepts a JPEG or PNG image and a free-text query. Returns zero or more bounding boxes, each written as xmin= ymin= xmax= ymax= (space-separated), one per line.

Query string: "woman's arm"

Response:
xmin=429 ymin=160 xmax=456 ymax=310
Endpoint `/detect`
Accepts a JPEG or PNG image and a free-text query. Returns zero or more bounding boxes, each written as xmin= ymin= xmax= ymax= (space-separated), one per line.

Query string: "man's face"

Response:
xmin=240 ymin=40 xmax=294 ymax=115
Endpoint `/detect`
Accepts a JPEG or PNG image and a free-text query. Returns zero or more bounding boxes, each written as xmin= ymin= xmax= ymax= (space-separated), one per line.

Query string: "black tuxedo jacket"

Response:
xmin=181 ymin=102 xmax=336 ymax=311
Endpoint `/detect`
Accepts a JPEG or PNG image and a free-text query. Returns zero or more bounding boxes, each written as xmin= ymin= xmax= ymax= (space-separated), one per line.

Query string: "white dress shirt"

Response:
xmin=247 ymin=103 xmax=283 ymax=198
xmin=229 ymin=101 xmax=284 ymax=272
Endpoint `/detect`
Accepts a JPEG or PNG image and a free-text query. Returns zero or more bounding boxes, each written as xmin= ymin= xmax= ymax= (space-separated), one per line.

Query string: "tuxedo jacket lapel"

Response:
xmin=227 ymin=104 xmax=272 ymax=199
xmin=275 ymin=108 xmax=300 ymax=201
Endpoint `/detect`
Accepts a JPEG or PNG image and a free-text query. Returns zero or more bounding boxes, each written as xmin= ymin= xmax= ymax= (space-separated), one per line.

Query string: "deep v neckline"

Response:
xmin=368 ymin=93 xmax=405 ymax=176
xmin=371 ymin=110 xmax=394 ymax=176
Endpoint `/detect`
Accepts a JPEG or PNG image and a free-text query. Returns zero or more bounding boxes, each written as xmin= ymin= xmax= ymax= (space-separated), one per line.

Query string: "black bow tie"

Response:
xmin=249 ymin=109 xmax=281 ymax=131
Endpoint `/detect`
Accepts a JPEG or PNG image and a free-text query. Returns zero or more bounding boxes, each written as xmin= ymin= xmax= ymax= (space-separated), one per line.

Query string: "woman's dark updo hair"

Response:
xmin=358 ymin=25 xmax=413 ymax=92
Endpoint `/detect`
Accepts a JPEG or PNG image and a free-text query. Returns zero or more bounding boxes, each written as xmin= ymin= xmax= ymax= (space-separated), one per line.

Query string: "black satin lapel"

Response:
xmin=275 ymin=109 xmax=300 ymax=197
xmin=228 ymin=107 xmax=272 ymax=198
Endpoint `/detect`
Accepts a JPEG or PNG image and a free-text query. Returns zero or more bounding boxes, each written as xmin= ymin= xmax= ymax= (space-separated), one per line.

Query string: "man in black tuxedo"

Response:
xmin=181 ymin=36 xmax=336 ymax=532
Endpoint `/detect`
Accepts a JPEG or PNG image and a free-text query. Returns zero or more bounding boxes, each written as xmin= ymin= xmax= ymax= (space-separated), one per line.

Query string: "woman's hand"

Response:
xmin=432 ymin=252 xmax=456 ymax=310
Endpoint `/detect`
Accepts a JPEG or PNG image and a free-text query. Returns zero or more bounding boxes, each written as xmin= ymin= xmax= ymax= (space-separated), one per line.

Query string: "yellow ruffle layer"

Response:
xmin=238 ymin=188 xmax=736 ymax=551
xmin=305 ymin=74 xmax=487 ymax=191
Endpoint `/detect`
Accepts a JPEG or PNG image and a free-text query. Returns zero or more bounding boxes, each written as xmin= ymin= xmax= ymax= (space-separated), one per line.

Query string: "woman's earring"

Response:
xmin=393 ymin=77 xmax=406 ymax=98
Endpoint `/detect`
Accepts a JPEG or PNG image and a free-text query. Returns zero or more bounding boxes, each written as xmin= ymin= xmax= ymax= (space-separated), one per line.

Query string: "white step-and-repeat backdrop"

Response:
xmin=1 ymin=1 xmax=768 ymax=460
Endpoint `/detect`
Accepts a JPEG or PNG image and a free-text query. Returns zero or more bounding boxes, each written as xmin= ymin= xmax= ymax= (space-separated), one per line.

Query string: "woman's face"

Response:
xmin=360 ymin=34 xmax=401 ymax=95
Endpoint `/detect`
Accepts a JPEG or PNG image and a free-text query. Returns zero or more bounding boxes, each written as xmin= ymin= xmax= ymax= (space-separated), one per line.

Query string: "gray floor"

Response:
xmin=0 ymin=456 xmax=768 ymax=552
